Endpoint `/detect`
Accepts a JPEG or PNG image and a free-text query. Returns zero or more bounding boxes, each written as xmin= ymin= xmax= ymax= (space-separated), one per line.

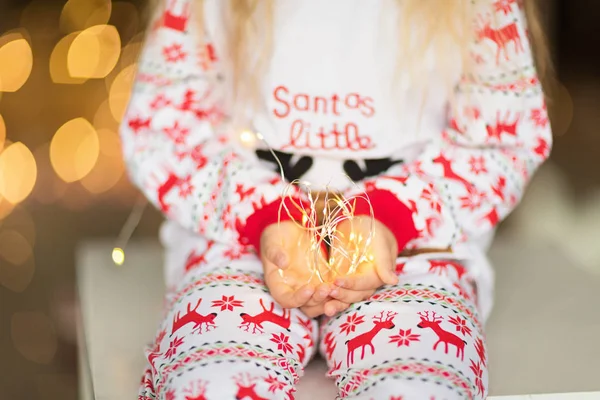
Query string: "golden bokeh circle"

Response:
xmin=0 ymin=230 xmax=32 ymax=265
xmin=60 ymin=0 xmax=112 ymax=33
xmin=67 ymin=25 xmax=121 ymax=79
xmin=50 ymin=118 xmax=99 ymax=183
xmin=108 ymin=63 xmax=137 ymax=122
xmin=0 ymin=36 xmax=33 ymax=92
xmin=50 ymin=32 xmax=88 ymax=84
xmin=0 ymin=142 xmax=37 ymax=204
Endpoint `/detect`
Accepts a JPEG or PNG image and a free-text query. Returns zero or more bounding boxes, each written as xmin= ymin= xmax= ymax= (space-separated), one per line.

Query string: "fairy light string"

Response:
xmin=112 ymin=129 xmax=375 ymax=279
xmin=255 ymin=131 xmax=375 ymax=285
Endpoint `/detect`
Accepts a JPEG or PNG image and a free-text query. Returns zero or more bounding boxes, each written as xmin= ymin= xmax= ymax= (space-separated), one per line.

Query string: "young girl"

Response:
xmin=122 ymin=0 xmax=552 ymax=398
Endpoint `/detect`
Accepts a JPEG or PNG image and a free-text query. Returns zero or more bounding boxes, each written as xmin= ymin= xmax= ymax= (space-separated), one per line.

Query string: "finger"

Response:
xmin=300 ymin=303 xmax=325 ymax=319
xmin=323 ymin=299 xmax=350 ymax=317
xmin=275 ymin=283 xmax=316 ymax=309
xmin=329 ymin=287 xmax=375 ymax=304
xmin=263 ymin=245 xmax=289 ymax=269
xmin=304 ymin=283 xmax=333 ymax=307
xmin=376 ymin=253 xmax=399 ymax=286
xmin=334 ymin=269 xmax=382 ymax=291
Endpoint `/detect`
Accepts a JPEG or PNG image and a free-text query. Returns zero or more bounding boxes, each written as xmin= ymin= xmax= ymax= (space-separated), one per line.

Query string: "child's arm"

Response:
xmin=120 ymin=0 xmax=304 ymax=250
xmin=346 ymin=0 xmax=552 ymax=252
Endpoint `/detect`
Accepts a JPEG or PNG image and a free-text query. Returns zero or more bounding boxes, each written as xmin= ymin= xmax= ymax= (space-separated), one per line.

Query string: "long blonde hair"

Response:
xmin=151 ymin=0 xmax=550 ymax=112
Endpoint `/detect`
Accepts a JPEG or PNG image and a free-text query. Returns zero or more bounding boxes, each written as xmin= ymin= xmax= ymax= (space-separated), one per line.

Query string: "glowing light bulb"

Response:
xmin=112 ymin=247 xmax=125 ymax=266
xmin=239 ymin=130 xmax=256 ymax=147
xmin=302 ymin=213 xmax=310 ymax=226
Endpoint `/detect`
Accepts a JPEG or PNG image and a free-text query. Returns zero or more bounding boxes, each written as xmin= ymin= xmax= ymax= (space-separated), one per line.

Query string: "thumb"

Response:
xmin=264 ymin=245 xmax=289 ymax=269
xmin=376 ymin=254 xmax=399 ymax=286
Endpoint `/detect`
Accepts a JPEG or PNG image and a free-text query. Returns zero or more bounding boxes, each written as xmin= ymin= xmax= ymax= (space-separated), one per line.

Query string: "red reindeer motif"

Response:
xmin=160 ymin=0 xmax=192 ymax=32
xmin=152 ymin=169 xmax=188 ymax=213
xmin=345 ymin=311 xmax=397 ymax=366
xmin=432 ymin=154 xmax=471 ymax=191
xmin=183 ymin=379 xmax=208 ymax=400
xmin=417 ymin=311 xmax=466 ymax=360
xmin=184 ymin=241 xmax=215 ymax=272
xmin=486 ymin=111 xmax=521 ymax=140
xmin=172 ymin=299 xmax=218 ymax=335
xmin=428 ymin=260 xmax=467 ymax=280
xmin=233 ymin=373 xmax=268 ymax=400
xmin=239 ymin=299 xmax=291 ymax=334
xmin=128 ymin=116 xmax=151 ymax=133
xmin=476 ymin=15 xmax=524 ymax=65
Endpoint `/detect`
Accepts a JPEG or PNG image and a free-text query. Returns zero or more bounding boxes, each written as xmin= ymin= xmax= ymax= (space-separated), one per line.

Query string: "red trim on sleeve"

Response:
xmin=239 ymin=197 xmax=306 ymax=254
xmin=352 ymin=189 xmax=419 ymax=252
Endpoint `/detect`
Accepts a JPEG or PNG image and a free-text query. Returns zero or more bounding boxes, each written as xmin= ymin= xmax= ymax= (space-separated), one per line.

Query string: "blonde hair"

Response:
xmin=150 ymin=0 xmax=550 ymax=113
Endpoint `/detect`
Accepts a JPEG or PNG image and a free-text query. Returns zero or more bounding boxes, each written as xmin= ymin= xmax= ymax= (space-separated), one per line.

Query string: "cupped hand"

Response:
xmin=326 ymin=216 xmax=399 ymax=307
xmin=260 ymin=221 xmax=350 ymax=317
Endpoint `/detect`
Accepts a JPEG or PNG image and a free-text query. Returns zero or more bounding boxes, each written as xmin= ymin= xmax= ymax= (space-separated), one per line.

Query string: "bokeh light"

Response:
xmin=50 ymin=118 xmax=99 ymax=183
xmin=105 ymin=31 xmax=142 ymax=92
xmin=0 ymin=230 xmax=33 ymax=265
xmin=0 ymin=142 xmax=37 ymax=204
xmin=1 ymin=205 xmax=36 ymax=247
xmin=11 ymin=312 xmax=57 ymax=364
xmin=0 ymin=34 xmax=33 ymax=92
xmin=0 ymin=114 xmax=5 ymax=149
xmin=80 ymin=129 xmax=124 ymax=194
xmin=93 ymin=99 xmax=119 ymax=131
xmin=108 ymin=63 xmax=136 ymax=122
xmin=60 ymin=0 xmax=112 ymax=33
xmin=49 ymin=32 xmax=88 ymax=84
xmin=68 ymin=25 xmax=121 ymax=79
xmin=0 ymin=196 xmax=15 ymax=220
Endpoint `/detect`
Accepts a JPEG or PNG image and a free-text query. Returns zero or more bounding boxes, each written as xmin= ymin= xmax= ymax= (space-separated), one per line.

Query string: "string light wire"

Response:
xmin=112 ymin=130 xmax=375 ymax=279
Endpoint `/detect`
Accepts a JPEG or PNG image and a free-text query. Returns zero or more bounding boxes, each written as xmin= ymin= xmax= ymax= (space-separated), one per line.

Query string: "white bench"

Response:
xmin=77 ymin=236 xmax=600 ymax=399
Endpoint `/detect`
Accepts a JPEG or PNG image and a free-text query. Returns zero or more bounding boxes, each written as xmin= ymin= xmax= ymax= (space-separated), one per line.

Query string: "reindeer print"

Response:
xmin=233 ymin=373 xmax=269 ymax=400
xmin=476 ymin=14 xmax=524 ymax=64
xmin=172 ymin=299 xmax=218 ymax=335
xmin=417 ymin=311 xmax=467 ymax=361
xmin=346 ymin=311 xmax=397 ymax=366
xmin=239 ymin=299 xmax=291 ymax=334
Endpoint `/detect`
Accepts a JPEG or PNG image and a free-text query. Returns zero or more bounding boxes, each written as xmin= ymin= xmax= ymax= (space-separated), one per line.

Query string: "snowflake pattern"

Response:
xmin=339 ymin=313 xmax=365 ymax=336
xmin=468 ymin=156 xmax=488 ymax=175
xmin=163 ymin=121 xmax=190 ymax=144
xmin=459 ymin=189 xmax=487 ymax=211
xmin=172 ymin=175 xmax=193 ymax=198
xmin=388 ymin=329 xmax=421 ymax=347
xmin=162 ymin=43 xmax=187 ymax=63
xmin=164 ymin=336 xmax=184 ymax=359
xmin=211 ymin=295 xmax=244 ymax=311
xmin=265 ymin=375 xmax=285 ymax=393
xmin=270 ymin=333 xmax=293 ymax=354
xmin=448 ymin=315 xmax=472 ymax=337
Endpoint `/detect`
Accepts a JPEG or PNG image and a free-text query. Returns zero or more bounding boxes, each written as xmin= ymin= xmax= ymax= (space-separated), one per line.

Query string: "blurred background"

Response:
xmin=0 ymin=0 xmax=598 ymax=399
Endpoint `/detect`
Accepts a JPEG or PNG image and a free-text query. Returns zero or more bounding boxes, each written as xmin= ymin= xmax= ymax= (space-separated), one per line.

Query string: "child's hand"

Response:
xmin=261 ymin=221 xmax=338 ymax=313
xmin=327 ymin=217 xmax=399 ymax=307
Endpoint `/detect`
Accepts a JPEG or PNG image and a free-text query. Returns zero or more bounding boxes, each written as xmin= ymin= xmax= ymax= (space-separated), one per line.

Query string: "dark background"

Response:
xmin=0 ymin=1 xmax=599 ymax=399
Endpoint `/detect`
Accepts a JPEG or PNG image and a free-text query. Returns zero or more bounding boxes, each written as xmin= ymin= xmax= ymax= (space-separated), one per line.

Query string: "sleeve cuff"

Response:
xmin=352 ymin=189 xmax=419 ymax=252
xmin=239 ymin=196 xmax=306 ymax=254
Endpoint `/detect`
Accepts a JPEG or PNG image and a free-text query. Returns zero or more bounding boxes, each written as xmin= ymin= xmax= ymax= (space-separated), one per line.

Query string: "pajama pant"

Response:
xmin=139 ymin=240 xmax=488 ymax=400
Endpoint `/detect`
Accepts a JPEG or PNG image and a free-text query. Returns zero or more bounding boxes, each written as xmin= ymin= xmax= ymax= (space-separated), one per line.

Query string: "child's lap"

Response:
xmin=318 ymin=257 xmax=486 ymax=398
xmin=157 ymin=242 xmax=485 ymax=394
